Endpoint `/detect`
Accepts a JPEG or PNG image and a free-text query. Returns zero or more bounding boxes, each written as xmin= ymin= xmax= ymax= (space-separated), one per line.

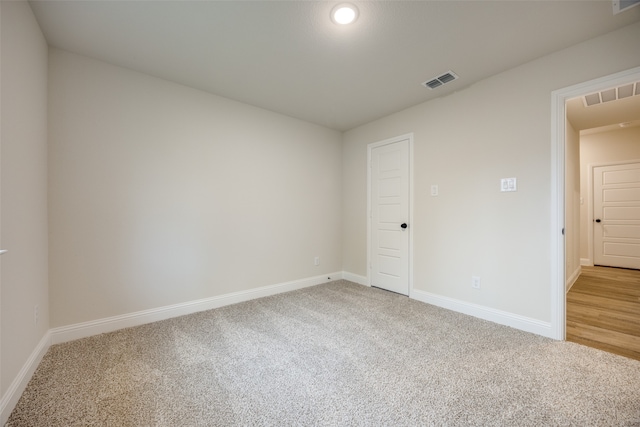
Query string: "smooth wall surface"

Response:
xmin=565 ymin=120 xmax=581 ymax=286
xmin=342 ymin=21 xmax=640 ymax=323
xmin=1 ymin=2 xmax=49 ymax=396
xmin=579 ymin=126 xmax=640 ymax=261
xmin=49 ymin=49 xmax=342 ymax=327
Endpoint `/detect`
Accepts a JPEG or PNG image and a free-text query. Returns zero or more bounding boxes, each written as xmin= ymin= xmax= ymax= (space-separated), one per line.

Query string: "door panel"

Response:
xmin=604 ymin=188 xmax=640 ymax=203
xmin=603 ymin=242 xmax=640 ymax=258
xmin=603 ymin=206 xmax=640 ymax=220
xmin=379 ymin=230 xmax=401 ymax=249
xmin=593 ymin=163 xmax=640 ymax=269
xmin=370 ymin=139 xmax=409 ymax=295
xmin=379 ymin=255 xmax=401 ymax=277
xmin=603 ymin=168 xmax=640 ymax=184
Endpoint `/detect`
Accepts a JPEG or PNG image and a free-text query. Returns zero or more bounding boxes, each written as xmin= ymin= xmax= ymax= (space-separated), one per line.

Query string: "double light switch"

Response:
xmin=500 ymin=178 xmax=517 ymax=192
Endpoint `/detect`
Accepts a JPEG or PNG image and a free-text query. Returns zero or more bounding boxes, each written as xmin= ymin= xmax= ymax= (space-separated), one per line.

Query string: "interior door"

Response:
xmin=593 ymin=162 xmax=640 ymax=269
xmin=369 ymin=138 xmax=410 ymax=295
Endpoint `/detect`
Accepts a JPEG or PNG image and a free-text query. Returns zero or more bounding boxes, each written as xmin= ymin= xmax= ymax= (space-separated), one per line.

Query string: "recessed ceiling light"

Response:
xmin=331 ymin=3 xmax=359 ymax=25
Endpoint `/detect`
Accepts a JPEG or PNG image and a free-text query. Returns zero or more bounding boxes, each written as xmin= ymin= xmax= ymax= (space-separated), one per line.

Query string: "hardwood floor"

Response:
xmin=566 ymin=266 xmax=640 ymax=361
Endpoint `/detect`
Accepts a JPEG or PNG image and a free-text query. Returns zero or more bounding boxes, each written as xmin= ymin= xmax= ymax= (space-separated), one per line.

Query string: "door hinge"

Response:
xmin=562 ymin=228 xmax=565 ymax=235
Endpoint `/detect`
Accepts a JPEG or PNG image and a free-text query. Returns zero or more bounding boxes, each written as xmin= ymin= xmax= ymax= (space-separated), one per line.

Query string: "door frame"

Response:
xmin=587 ymin=159 xmax=640 ymax=267
xmin=551 ymin=65 xmax=640 ymax=340
xmin=367 ymin=133 xmax=414 ymax=296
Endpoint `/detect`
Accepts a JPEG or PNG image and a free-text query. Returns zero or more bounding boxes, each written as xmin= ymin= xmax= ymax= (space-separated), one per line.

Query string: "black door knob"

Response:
xmin=401 ymin=223 xmax=408 ymax=229
xmin=595 ymin=219 xmax=601 ymax=223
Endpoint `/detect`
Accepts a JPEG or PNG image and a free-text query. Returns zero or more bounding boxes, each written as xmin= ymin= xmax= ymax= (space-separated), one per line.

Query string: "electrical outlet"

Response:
xmin=314 ymin=256 xmax=320 ymax=266
xmin=34 ymin=304 xmax=39 ymax=325
xmin=471 ymin=276 xmax=481 ymax=289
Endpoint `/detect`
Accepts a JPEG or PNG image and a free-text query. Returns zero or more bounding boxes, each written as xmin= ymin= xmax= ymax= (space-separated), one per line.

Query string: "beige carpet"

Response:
xmin=7 ymin=280 xmax=640 ymax=426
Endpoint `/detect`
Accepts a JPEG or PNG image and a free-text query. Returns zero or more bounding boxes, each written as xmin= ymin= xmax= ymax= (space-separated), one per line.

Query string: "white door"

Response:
xmin=369 ymin=138 xmax=410 ymax=295
xmin=593 ymin=162 xmax=640 ymax=269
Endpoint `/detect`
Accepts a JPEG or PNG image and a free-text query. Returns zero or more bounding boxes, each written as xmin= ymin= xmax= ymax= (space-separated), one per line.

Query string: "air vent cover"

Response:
xmin=583 ymin=82 xmax=640 ymax=107
xmin=422 ymin=71 xmax=458 ymax=90
xmin=613 ymin=0 xmax=640 ymax=14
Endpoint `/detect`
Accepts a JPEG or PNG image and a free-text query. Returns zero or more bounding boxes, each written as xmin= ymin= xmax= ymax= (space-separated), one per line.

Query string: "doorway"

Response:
xmin=563 ymin=81 xmax=640 ymax=358
xmin=367 ymin=134 xmax=413 ymax=296
xmin=551 ymin=66 xmax=640 ymax=341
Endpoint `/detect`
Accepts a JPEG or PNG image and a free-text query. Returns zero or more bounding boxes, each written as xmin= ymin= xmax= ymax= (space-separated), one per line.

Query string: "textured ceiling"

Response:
xmin=30 ymin=1 xmax=640 ymax=131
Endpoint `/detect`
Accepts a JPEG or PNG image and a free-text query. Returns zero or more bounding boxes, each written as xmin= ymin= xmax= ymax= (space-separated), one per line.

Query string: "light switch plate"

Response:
xmin=500 ymin=178 xmax=517 ymax=192
xmin=431 ymin=184 xmax=439 ymax=196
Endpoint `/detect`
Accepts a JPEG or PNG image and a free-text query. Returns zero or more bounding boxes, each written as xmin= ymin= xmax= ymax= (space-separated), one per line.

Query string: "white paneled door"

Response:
xmin=593 ymin=162 xmax=640 ymax=269
xmin=369 ymin=138 xmax=410 ymax=295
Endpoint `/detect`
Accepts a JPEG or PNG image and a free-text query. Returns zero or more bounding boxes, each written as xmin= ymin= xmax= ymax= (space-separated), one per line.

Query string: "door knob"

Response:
xmin=401 ymin=223 xmax=408 ymax=229
xmin=595 ymin=219 xmax=601 ymax=223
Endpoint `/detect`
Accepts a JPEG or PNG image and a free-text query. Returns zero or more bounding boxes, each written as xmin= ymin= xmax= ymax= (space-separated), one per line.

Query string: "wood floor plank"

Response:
xmin=566 ymin=304 xmax=640 ymax=336
xmin=566 ymin=334 xmax=640 ymax=361
xmin=569 ymin=282 xmax=640 ymax=300
xmin=571 ymin=283 xmax=640 ymax=297
xmin=566 ymin=321 xmax=640 ymax=353
xmin=566 ymin=292 xmax=640 ymax=315
xmin=566 ymin=266 xmax=640 ymax=361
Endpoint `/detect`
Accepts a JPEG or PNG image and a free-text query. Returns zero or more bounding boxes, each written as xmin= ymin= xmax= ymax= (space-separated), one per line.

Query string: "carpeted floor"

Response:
xmin=7 ymin=280 xmax=640 ymax=426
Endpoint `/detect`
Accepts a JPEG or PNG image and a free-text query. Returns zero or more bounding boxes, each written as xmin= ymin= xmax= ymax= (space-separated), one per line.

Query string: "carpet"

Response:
xmin=7 ymin=280 xmax=640 ymax=426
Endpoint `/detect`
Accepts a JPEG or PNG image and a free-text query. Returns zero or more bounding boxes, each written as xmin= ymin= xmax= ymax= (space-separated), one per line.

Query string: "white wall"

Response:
xmin=48 ymin=49 xmax=342 ymax=328
xmin=342 ymin=21 xmax=640 ymax=325
xmin=565 ymin=119 xmax=581 ymax=289
xmin=0 ymin=0 xmax=49 ymax=402
xmin=579 ymin=126 xmax=640 ymax=261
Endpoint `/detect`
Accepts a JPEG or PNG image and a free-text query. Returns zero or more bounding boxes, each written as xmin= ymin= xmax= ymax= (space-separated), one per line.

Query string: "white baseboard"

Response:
xmin=0 ymin=331 xmax=51 ymax=426
xmin=411 ymin=289 xmax=553 ymax=339
xmin=50 ymin=272 xmax=341 ymax=345
xmin=341 ymin=271 xmax=368 ymax=286
xmin=580 ymin=258 xmax=593 ymax=266
xmin=566 ymin=265 xmax=582 ymax=293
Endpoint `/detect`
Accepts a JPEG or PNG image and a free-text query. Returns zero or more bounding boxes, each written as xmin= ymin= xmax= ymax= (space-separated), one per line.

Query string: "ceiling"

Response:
xmin=29 ymin=1 xmax=640 ymax=131
xmin=567 ymin=84 xmax=640 ymax=134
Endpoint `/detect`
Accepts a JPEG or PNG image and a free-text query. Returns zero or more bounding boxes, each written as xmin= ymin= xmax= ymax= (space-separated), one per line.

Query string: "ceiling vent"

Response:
xmin=422 ymin=71 xmax=458 ymax=90
xmin=613 ymin=0 xmax=640 ymax=14
xmin=583 ymin=82 xmax=640 ymax=107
